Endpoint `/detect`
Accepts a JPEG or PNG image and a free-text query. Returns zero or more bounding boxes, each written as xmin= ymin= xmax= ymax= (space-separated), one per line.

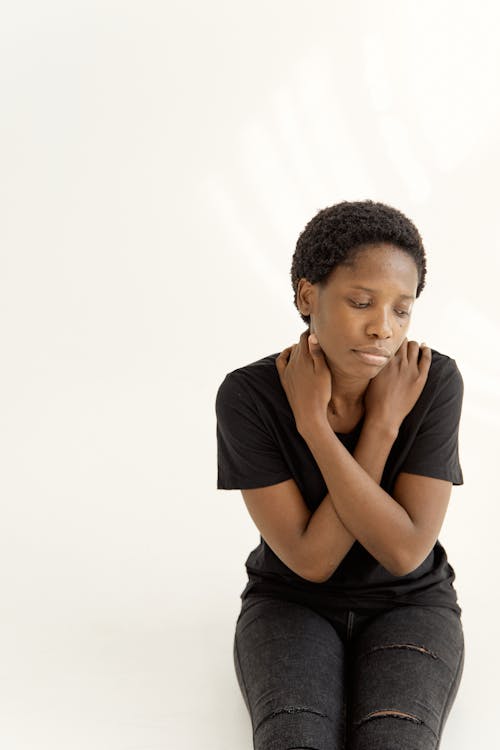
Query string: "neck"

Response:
xmin=327 ymin=365 xmax=370 ymax=416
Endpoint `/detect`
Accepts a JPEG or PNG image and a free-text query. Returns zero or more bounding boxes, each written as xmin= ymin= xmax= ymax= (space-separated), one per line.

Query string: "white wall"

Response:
xmin=1 ymin=1 xmax=498 ymax=747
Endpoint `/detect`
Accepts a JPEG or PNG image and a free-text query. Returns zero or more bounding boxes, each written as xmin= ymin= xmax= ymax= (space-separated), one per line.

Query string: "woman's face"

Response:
xmin=297 ymin=243 xmax=419 ymax=380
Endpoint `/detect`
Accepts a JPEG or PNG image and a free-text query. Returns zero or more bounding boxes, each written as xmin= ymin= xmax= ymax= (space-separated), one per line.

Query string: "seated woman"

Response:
xmin=215 ymin=200 xmax=465 ymax=750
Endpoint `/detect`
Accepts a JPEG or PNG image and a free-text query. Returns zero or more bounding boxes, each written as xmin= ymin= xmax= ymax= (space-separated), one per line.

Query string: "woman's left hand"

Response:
xmin=275 ymin=330 xmax=332 ymax=433
xmin=363 ymin=338 xmax=432 ymax=430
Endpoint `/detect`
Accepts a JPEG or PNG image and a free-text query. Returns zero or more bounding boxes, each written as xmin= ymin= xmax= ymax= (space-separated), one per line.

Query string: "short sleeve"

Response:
xmin=215 ymin=372 xmax=293 ymax=490
xmin=398 ymin=358 xmax=464 ymax=485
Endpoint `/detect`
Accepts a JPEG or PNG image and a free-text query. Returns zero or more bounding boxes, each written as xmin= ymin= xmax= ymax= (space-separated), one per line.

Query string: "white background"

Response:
xmin=1 ymin=1 xmax=498 ymax=748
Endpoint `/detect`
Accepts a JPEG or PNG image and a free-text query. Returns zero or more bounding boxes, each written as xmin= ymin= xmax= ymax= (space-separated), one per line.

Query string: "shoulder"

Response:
xmin=216 ymin=351 xmax=283 ymax=406
xmin=425 ymin=348 xmax=463 ymax=400
xmin=400 ymin=346 xmax=464 ymax=433
xmin=427 ymin=347 xmax=461 ymax=377
xmin=395 ymin=347 xmax=465 ymax=485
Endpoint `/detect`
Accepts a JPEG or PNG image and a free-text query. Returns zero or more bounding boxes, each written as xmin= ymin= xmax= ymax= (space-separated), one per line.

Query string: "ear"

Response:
xmin=296 ymin=278 xmax=315 ymax=318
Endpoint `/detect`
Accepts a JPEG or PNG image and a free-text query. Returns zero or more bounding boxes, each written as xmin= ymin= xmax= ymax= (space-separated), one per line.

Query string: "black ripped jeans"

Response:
xmin=233 ymin=594 xmax=465 ymax=750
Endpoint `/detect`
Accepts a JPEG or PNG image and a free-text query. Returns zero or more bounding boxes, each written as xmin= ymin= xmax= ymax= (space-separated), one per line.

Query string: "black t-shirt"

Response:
xmin=215 ymin=347 xmax=464 ymax=616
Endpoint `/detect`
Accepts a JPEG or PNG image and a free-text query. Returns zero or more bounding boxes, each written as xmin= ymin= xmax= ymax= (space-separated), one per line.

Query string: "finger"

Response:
xmin=308 ymin=333 xmax=324 ymax=358
xmin=290 ymin=332 xmax=310 ymax=362
xmin=282 ymin=343 xmax=299 ymax=367
xmin=406 ymin=339 xmax=420 ymax=363
xmin=299 ymin=330 xmax=311 ymax=352
xmin=275 ymin=346 xmax=293 ymax=372
xmin=275 ymin=353 xmax=284 ymax=374
xmin=276 ymin=346 xmax=293 ymax=359
xmin=308 ymin=335 xmax=330 ymax=379
xmin=396 ymin=337 xmax=408 ymax=362
xmin=417 ymin=343 xmax=432 ymax=376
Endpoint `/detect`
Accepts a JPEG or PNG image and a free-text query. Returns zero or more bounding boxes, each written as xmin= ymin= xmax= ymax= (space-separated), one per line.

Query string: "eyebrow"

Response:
xmin=349 ymin=285 xmax=415 ymax=301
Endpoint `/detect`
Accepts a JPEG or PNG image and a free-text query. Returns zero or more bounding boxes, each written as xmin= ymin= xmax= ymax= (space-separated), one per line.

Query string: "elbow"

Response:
xmin=391 ymin=549 xmax=426 ymax=578
xmin=306 ymin=570 xmax=331 ymax=584
xmin=298 ymin=567 xmax=327 ymax=583
xmin=386 ymin=565 xmax=418 ymax=578
xmin=301 ymin=562 xmax=340 ymax=584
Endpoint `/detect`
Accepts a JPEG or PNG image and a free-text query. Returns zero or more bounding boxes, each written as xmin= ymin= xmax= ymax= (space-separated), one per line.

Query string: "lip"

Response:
xmin=352 ymin=348 xmax=391 ymax=366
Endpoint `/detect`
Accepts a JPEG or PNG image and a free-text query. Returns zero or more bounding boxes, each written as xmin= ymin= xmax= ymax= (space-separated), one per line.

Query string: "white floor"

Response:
xmin=0 ymin=597 xmax=486 ymax=749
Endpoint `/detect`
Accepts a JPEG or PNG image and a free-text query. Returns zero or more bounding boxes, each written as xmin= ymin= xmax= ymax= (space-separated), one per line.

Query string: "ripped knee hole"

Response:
xmin=365 ymin=643 xmax=438 ymax=659
xmin=355 ymin=709 xmax=422 ymax=726
xmin=254 ymin=705 xmax=328 ymax=734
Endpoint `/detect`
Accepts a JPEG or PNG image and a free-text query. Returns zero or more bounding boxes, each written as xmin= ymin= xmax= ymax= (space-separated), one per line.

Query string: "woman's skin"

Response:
xmin=286 ymin=242 xmax=428 ymax=432
xmin=274 ymin=242 xmax=452 ymax=578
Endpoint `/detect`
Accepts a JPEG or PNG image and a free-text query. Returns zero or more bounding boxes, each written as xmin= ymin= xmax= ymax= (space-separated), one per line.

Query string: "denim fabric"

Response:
xmin=233 ymin=594 xmax=465 ymax=750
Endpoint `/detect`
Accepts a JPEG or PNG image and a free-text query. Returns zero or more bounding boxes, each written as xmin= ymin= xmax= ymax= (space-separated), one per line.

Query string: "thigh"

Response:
xmin=234 ymin=594 xmax=347 ymax=750
xmin=346 ymin=605 xmax=465 ymax=750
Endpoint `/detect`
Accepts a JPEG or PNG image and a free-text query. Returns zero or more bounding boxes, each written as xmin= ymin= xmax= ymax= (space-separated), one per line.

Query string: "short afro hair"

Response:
xmin=291 ymin=200 xmax=427 ymax=326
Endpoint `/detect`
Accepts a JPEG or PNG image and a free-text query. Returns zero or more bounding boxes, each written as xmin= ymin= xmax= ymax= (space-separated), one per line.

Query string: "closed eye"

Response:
xmin=349 ymin=300 xmax=410 ymax=317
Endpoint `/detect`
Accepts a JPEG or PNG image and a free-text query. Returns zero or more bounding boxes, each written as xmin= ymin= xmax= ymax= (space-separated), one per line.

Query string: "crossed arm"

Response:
xmin=241 ymin=334 xmax=453 ymax=583
xmin=242 ymin=414 xmax=452 ymax=583
xmin=299 ymin=416 xmax=452 ymax=579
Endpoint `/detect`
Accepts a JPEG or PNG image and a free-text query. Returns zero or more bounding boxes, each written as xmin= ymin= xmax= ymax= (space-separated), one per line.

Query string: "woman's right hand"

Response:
xmin=363 ymin=339 xmax=432 ymax=431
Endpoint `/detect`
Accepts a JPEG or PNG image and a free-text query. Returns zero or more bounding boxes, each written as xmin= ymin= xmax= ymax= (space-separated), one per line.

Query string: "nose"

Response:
xmin=365 ymin=307 xmax=393 ymax=339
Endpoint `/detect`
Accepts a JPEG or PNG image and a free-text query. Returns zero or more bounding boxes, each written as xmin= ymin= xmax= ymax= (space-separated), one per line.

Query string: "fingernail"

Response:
xmin=309 ymin=334 xmax=318 ymax=344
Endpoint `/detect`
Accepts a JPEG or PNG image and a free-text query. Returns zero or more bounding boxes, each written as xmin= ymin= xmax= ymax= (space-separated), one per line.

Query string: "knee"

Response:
xmin=255 ymin=704 xmax=329 ymax=731
xmin=356 ymin=709 xmax=422 ymax=725
xmin=254 ymin=704 xmax=342 ymax=749
xmin=351 ymin=707 xmax=437 ymax=749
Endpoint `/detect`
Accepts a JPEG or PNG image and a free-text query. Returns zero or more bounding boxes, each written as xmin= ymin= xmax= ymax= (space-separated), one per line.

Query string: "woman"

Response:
xmin=215 ymin=200 xmax=465 ymax=750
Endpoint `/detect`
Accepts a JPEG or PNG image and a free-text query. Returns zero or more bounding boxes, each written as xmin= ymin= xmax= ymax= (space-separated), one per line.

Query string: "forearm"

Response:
xmin=301 ymin=418 xmax=399 ymax=582
xmin=301 ymin=417 xmax=415 ymax=576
